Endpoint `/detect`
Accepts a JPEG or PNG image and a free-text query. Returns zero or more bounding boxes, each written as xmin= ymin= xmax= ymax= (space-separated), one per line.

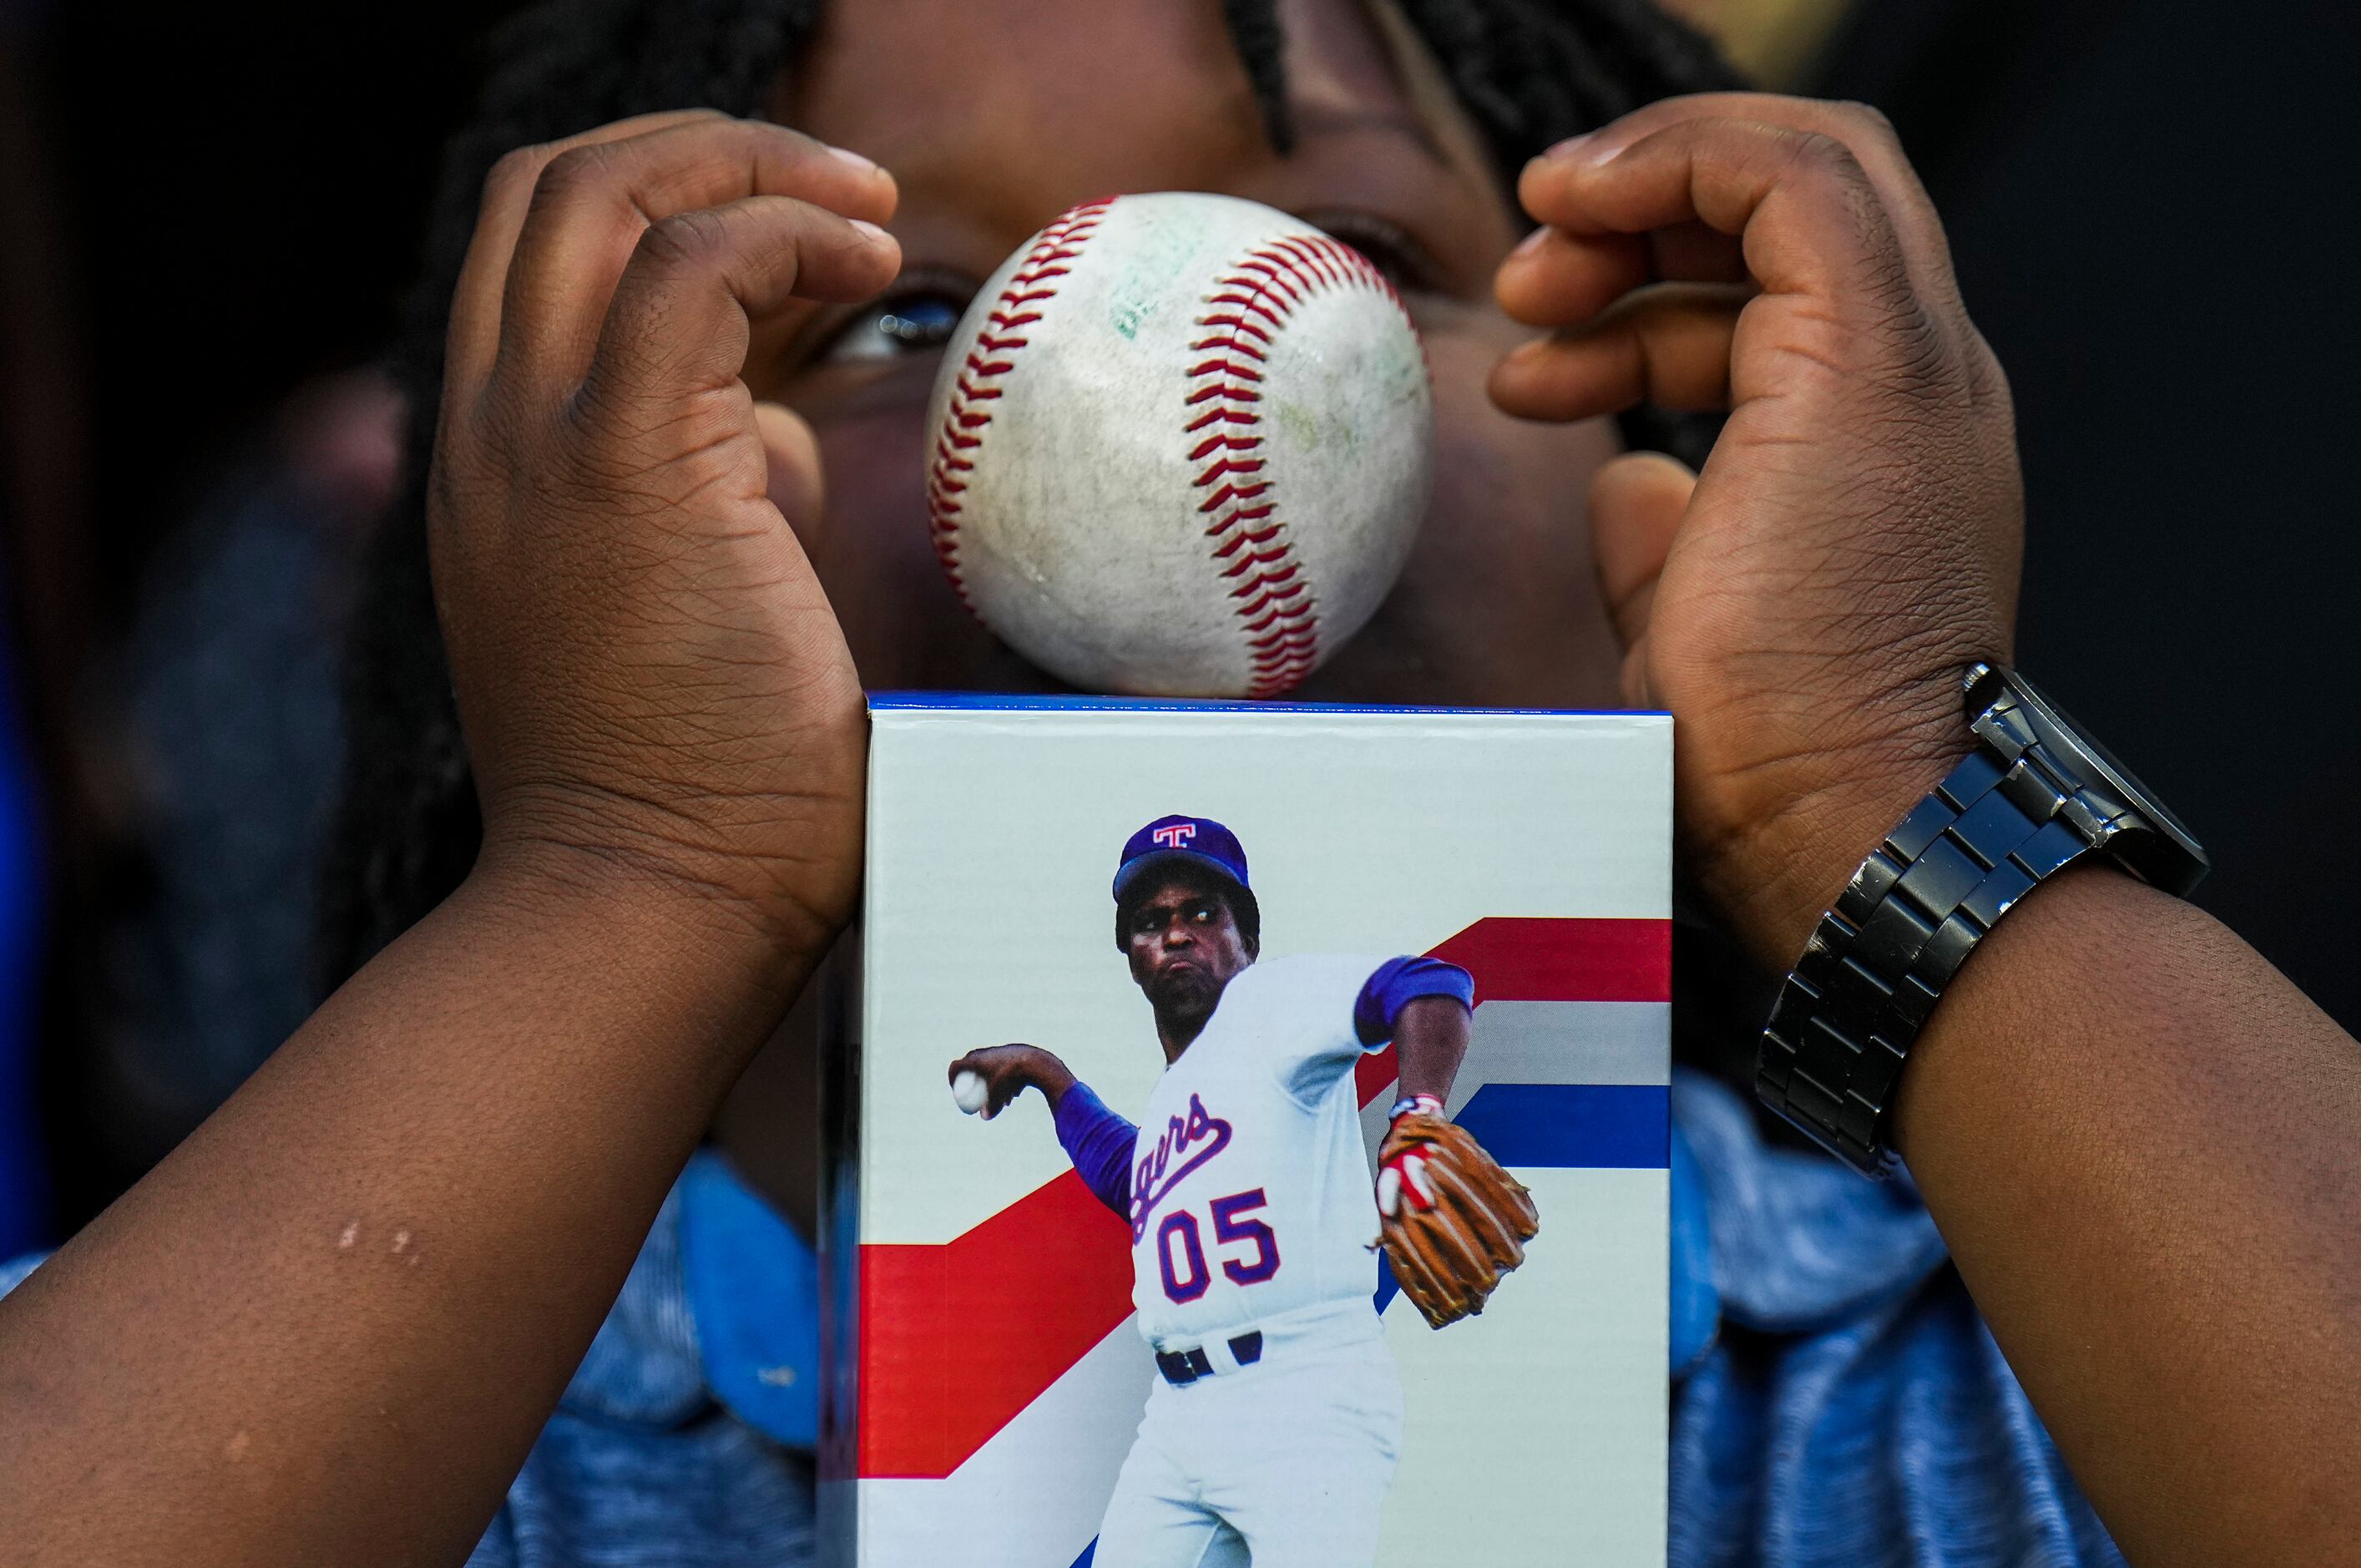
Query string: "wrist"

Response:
xmin=1033 ymin=1055 xmax=1079 ymax=1110
xmin=1752 ymin=660 xmax=2211 ymax=1179
xmin=474 ymin=765 xmax=863 ymax=968
xmin=469 ymin=832 xmax=837 ymax=1020
xmin=1693 ymin=666 xmax=1977 ymax=972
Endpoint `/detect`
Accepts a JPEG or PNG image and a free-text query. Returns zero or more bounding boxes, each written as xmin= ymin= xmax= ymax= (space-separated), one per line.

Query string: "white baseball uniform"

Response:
xmin=1054 ymin=953 xmax=1466 ymax=1567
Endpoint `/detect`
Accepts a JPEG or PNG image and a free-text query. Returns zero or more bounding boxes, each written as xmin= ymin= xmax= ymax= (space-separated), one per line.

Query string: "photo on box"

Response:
xmin=823 ymin=696 xmax=1672 ymax=1567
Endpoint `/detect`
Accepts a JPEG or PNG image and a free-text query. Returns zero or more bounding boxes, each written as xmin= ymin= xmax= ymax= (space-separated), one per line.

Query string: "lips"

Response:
xmin=1151 ymin=957 xmax=1214 ymax=1004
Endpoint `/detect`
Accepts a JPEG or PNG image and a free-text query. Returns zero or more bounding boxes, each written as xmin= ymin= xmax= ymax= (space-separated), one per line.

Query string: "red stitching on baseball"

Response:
xmin=1190 ymin=233 xmax=1416 ymax=697
xmin=926 ymin=198 xmax=1114 ymax=609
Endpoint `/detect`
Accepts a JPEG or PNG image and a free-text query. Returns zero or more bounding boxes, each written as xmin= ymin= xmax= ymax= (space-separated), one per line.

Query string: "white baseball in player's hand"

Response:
xmin=951 ymin=1070 xmax=990 ymax=1117
xmin=923 ymin=191 xmax=1433 ymax=699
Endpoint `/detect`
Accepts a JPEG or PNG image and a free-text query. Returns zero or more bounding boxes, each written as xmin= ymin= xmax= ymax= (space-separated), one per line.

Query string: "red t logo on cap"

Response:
xmin=1151 ymin=823 xmax=1198 ymax=850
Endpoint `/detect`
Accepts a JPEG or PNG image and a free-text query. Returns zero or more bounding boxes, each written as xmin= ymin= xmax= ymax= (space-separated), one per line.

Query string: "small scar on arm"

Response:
xmin=334 ymin=1219 xmax=422 ymax=1266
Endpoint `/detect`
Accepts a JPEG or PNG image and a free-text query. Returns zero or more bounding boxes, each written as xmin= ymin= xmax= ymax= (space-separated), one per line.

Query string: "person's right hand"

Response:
xmin=949 ymin=1045 xmax=1078 ymax=1118
xmin=429 ymin=112 xmax=901 ymax=960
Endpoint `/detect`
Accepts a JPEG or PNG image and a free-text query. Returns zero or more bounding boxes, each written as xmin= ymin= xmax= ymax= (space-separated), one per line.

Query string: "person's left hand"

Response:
xmin=1490 ymin=93 xmax=2023 ymax=965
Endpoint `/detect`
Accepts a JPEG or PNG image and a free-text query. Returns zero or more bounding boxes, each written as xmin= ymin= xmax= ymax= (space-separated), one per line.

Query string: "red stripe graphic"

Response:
xmin=855 ymin=914 xmax=1669 ymax=1479
xmin=1354 ymin=916 xmax=1670 ymax=1108
xmin=857 ymin=1171 xmax=1133 ymax=1479
xmin=1433 ymin=915 xmax=1670 ymax=1004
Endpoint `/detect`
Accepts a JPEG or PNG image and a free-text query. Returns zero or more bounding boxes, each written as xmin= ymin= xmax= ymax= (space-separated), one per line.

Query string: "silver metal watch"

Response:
xmin=1755 ymin=662 xmax=2208 ymax=1176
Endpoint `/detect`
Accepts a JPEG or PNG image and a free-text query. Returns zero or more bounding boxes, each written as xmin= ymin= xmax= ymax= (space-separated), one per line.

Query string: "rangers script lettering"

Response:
xmin=1130 ymin=1094 xmax=1235 ymax=1245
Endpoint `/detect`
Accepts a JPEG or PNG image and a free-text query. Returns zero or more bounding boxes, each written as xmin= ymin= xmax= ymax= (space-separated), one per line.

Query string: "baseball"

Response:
xmin=950 ymin=1070 xmax=989 ymax=1116
xmin=923 ymin=192 xmax=1433 ymax=699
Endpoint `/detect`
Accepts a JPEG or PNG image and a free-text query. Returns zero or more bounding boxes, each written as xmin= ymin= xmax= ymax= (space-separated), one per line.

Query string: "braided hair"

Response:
xmin=321 ymin=0 xmax=1738 ymax=985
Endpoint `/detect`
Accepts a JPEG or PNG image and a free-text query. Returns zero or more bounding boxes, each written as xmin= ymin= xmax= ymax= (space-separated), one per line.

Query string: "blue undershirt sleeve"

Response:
xmin=1353 ymin=955 xmax=1476 ymax=1046
xmin=1052 ymin=1081 xmax=1136 ymax=1220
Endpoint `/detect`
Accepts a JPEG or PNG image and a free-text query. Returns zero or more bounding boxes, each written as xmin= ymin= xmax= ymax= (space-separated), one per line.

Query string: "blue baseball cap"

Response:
xmin=1112 ymin=814 xmax=1251 ymax=906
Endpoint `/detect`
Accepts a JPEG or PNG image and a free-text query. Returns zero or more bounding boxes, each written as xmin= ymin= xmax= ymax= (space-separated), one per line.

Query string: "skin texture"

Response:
xmin=0 ymin=7 xmax=2354 ymax=1568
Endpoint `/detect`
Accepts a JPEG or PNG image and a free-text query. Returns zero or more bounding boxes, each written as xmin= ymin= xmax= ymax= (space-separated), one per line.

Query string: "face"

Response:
xmin=748 ymin=0 xmax=1626 ymax=707
xmin=1123 ymin=871 xmax=1256 ymax=1017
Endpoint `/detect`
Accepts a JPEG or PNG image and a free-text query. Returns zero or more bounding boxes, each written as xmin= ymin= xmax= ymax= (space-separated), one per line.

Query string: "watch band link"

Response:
xmin=1755 ymin=706 xmax=2107 ymax=1176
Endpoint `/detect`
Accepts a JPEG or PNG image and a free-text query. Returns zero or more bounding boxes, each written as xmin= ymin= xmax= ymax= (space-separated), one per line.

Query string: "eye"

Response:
xmin=1304 ymin=210 xmax=1444 ymax=294
xmin=811 ymin=271 xmax=975 ymax=366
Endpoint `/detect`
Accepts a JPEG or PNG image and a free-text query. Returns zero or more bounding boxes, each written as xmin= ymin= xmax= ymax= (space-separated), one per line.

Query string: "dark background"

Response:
xmin=3 ymin=0 xmax=539 ymax=1234
xmin=2 ymin=0 xmax=2354 ymax=1237
xmin=13 ymin=0 xmax=518 ymax=577
xmin=1812 ymin=0 xmax=2361 ymax=1035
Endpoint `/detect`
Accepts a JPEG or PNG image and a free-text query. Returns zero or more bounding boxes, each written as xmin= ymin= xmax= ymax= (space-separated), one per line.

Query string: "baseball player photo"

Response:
xmin=948 ymin=813 xmax=1539 ymax=1568
xmin=852 ymin=699 xmax=1674 ymax=1567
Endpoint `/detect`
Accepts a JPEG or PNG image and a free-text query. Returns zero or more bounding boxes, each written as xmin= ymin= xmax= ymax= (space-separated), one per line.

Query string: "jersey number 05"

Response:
xmin=1155 ymin=1188 xmax=1282 ymax=1303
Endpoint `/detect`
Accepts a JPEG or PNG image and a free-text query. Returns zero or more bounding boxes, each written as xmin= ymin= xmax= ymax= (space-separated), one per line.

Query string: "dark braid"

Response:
xmin=1223 ymin=0 xmax=1297 ymax=153
xmin=321 ymin=0 xmax=1738 ymax=988
xmin=1394 ymin=0 xmax=1731 ymax=159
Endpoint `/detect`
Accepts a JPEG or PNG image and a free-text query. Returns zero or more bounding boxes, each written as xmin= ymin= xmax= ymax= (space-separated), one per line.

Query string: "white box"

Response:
xmin=823 ymin=695 xmax=1672 ymax=1566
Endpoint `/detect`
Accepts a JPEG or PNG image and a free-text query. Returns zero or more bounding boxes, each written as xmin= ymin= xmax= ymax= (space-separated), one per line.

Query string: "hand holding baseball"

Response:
xmin=429 ymin=112 xmax=900 ymax=959
xmin=1492 ymin=94 xmax=2021 ymax=969
xmin=948 ymin=1045 xmax=1076 ymax=1120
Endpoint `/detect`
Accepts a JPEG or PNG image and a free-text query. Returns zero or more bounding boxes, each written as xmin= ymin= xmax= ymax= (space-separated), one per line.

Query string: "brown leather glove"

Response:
xmin=1373 ymin=1108 xmax=1540 ymax=1329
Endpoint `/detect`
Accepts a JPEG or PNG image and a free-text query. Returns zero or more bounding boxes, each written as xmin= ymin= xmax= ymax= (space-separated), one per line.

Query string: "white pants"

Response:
xmin=1095 ymin=1305 xmax=1403 ymax=1568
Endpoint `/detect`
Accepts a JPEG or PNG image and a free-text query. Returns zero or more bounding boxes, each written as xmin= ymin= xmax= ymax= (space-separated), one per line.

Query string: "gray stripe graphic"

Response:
xmin=1464 ymin=1000 xmax=1670 ymax=1090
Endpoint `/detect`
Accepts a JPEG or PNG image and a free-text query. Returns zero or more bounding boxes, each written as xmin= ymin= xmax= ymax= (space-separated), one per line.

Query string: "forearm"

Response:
xmin=1052 ymin=1078 xmax=1135 ymax=1220
xmin=1032 ymin=1055 xmax=1079 ymax=1110
xmin=0 ymin=851 xmax=811 ymax=1567
xmin=1893 ymin=866 xmax=2361 ymax=1564
xmin=1393 ymin=995 xmax=1470 ymax=1103
xmin=1501 ymin=85 xmax=2355 ymax=1565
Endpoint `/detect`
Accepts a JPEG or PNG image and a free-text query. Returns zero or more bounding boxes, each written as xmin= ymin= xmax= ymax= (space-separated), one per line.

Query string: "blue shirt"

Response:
xmin=0 ymin=1073 xmax=2123 ymax=1565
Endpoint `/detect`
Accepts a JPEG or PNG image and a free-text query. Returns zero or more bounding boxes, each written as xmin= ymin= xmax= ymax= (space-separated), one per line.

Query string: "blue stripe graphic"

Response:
xmin=1375 ymin=1252 xmax=1401 ymax=1317
xmin=1454 ymin=1084 xmax=1669 ymax=1170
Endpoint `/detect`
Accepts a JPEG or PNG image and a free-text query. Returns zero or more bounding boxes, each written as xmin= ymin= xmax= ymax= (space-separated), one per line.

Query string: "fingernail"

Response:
xmin=1509 ymin=226 xmax=1550 ymax=260
xmin=1546 ymin=130 xmax=1624 ymax=166
xmin=849 ymin=218 xmax=892 ymax=245
xmin=827 ymin=144 xmax=878 ymax=174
